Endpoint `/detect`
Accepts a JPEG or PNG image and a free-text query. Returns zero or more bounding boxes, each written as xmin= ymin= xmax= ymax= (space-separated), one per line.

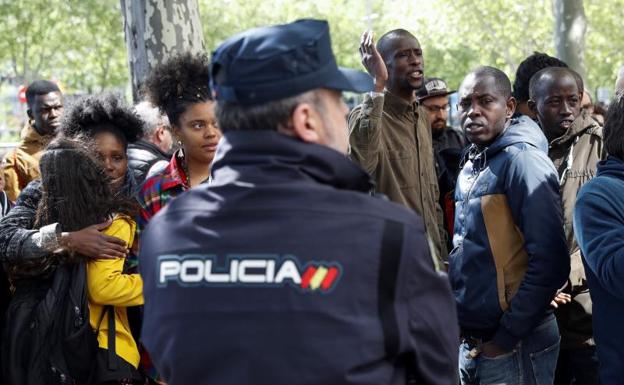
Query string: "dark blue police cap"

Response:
xmin=211 ymin=19 xmax=373 ymax=105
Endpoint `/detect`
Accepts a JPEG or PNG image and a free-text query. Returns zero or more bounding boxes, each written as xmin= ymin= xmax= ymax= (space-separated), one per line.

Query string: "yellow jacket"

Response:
xmin=3 ymin=122 xmax=53 ymax=201
xmin=87 ymin=215 xmax=143 ymax=368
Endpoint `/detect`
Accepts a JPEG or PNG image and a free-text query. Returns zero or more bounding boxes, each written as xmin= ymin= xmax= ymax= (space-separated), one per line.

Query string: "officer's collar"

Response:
xmin=211 ymin=131 xmax=374 ymax=193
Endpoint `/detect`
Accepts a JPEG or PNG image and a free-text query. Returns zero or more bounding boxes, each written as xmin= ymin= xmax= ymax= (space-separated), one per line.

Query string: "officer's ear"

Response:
xmin=288 ymin=101 xmax=323 ymax=145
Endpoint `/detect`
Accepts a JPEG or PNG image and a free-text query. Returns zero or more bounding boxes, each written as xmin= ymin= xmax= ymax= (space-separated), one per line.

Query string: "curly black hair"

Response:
xmin=513 ymin=52 xmax=568 ymax=103
xmin=60 ymin=92 xmax=144 ymax=149
xmin=36 ymin=136 xmax=138 ymax=231
xmin=142 ymin=52 xmax=212 ymax=126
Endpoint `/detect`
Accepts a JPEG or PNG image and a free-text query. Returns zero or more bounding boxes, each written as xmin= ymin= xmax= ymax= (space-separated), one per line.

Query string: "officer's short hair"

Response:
xmin=215 ymin=91 xmax=325 ymax=133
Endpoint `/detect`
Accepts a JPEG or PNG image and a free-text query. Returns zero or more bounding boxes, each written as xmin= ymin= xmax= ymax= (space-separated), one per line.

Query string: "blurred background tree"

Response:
xmin=0 ymin=0 xmax=127 ymax=92
xmin=0 ymin=0 xmax=622 ymax=136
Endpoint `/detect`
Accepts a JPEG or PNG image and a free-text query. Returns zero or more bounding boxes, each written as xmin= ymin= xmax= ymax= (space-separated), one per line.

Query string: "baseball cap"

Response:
xmin=211 ymin=19 xmax=373 ymax=105
xmin=416 ymin=78 xmax=455 ymax=101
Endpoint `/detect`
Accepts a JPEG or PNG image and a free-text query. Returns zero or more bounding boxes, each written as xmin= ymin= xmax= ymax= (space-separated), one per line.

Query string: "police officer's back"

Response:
xmin=139 ymin=19 xmax=459 ymax=385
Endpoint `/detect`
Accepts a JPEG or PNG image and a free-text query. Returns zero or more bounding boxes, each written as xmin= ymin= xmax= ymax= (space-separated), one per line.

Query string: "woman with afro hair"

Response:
xmin=137 ymin=52 xmax=222 ymax=234
xmin=60 ymin=92 xmax=144 ymax=197
xmin=0 ymin=92 xmax=145 ymax=271
xmin=0 ymin=95 xmax=146 ymax=383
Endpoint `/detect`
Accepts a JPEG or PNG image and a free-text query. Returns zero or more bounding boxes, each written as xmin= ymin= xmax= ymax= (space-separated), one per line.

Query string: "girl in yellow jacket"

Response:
xmin=87 ymin=215 xmax=144 ymax=380
xmin=36 ymin=132 xmax=144 ymax=384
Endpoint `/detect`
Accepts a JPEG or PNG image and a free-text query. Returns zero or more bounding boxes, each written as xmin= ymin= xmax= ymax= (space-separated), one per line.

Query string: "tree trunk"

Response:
xmin=120 ymin=0 xmax=205 ymax=102
xmin=554 ymin=0 xmax=587 ymax=83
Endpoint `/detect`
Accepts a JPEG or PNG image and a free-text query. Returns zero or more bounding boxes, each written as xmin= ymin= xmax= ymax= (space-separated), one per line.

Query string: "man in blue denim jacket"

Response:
xmin=450 ymin=66 xmax=569 ymax=385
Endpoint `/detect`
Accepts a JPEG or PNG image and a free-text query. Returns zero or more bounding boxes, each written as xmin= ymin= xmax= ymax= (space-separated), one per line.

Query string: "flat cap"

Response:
xmin=416 ymin=77 xmax=455 ymax=101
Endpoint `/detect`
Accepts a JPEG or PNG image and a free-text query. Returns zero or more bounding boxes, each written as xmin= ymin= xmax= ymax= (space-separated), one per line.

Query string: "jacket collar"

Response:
xmin=20 ymin=121 xmax=53 ymax=150
xmin=130 ymin=139 xmax=171 ymax=159
xmin=549 ymin=110 xmax=599 ymax=149
xmin=211 ymin=131 xmax=374 ymax=193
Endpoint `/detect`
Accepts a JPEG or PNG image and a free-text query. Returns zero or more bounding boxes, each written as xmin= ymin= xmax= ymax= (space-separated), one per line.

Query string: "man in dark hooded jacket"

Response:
xmin=451 ymin=66 xmax=569 ymax=385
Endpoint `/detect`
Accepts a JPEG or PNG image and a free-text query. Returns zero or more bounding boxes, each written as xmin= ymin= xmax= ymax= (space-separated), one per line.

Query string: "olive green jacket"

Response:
xmin=549 ymin=110 xmax=605 ymax=348
xmin=348 ymin=91 xmax=447 ymax=264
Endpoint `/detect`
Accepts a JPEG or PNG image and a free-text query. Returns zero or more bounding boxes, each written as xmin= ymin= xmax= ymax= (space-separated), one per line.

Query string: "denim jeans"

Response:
xmin=459 ymin=315 xmax=561 ymax=385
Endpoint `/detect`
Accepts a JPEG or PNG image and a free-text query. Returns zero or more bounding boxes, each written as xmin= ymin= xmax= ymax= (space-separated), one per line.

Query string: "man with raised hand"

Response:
xmin=348 ymin=30 xmax=447 ymax=265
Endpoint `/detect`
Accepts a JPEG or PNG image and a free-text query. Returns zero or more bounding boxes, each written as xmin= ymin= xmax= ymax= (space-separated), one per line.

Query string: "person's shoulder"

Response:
xmin=2 ymin=147 xmax=18 ymax=167
xmin=104 ymin=214 xmax=137 ymax=241
xmin=14 ymin=179 xmax=42 ymax=206
xmin=347 ymin=102 xmax=365 ymax=123
xmin=505 ymin=145 xmax=553 ymax=173
xmin=156 ymin=183 xmax=218 ymax=215
xmin=579 ymin=173 xmax=620 ymax=199
xmin=586 ymin=123 xmax=603 ymax=139
xmin=339 ymin=189 xmax=426 ymax=230
xmin=139 ymin=166 xmax=169 ymax=195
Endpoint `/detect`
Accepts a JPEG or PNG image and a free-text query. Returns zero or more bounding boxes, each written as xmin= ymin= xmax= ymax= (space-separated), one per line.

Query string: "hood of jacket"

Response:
xmin=486 ymin=115 xmax=548 ymax=156
xmin=464 ymin=115 xmax=548 ymax=171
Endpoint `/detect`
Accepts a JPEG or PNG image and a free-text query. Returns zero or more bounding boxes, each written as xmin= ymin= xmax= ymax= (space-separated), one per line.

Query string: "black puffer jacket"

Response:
xmin=0 ymin=171 xmax=138 ymax=264
xmin=127 ymin=140 xmax=170 ymax=185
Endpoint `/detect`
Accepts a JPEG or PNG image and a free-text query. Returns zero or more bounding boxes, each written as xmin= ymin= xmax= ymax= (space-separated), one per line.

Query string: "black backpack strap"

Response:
xmin=378 ymin=219 xmax=404 ymax=357
xmin=107 ymin=306 xmax=117 ymax=370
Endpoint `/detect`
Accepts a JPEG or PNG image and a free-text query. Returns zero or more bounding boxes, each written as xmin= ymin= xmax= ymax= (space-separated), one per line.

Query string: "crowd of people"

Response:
xmin=0 ymin=17 xmax=623 ymax=385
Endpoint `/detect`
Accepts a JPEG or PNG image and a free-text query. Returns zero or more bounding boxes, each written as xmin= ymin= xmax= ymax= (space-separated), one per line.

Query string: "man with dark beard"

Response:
xmin=417 ymin=77 xmax=464 ymax=153
xmin=417 ymin=77 xmax=464 ymax=247
xmin=348 ymin=29 xmax=447 ymax=265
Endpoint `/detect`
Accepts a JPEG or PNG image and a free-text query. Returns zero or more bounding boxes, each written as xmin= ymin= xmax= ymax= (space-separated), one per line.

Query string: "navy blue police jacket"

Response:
xmin=139 ymin=130 xmax=459 ymax=385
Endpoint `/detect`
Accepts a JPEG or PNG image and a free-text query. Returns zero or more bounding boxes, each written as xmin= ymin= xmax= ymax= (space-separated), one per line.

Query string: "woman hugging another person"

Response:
xmin=3 ymin=93 xmax=147 ymax=385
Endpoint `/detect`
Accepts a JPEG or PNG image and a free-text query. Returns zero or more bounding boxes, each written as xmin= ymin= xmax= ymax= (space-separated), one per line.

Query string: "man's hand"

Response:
xmin=359 ymin=30 xmax=388 ymax=93
xmin=60 ymin=220 xmax=128 ymax=259
xmin=480 ymin=341 xmax=511 ymax=358
xmin=550 ymin=292 xmax=572 ymax=308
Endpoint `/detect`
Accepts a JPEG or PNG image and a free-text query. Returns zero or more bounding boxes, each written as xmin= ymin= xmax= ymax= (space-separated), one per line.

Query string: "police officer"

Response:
xmin=139 ymin=19 xmax=459 ymax=385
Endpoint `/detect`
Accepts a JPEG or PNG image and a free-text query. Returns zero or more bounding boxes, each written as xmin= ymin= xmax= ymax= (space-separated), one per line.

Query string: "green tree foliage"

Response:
xmin=0 ymin=0 xmax=621 ymax=96
xmin=585 ymin=1 xmax=624 ymax=92
xmin=198 ymin=0 xmax=621 ymax=96
xmin=0 ymin=0 xmax=127 ymax=92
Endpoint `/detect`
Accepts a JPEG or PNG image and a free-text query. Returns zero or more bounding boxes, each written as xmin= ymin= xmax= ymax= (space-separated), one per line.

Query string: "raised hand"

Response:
xmin=359 ymin=30 xmax=388 ymax=93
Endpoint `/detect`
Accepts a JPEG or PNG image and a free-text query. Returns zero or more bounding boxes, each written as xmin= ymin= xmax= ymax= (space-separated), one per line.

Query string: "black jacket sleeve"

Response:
xmin=402 ymin=220 xmax=459 ymax=385
xmin=0 ymin=179 xmax=42 ymax=262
